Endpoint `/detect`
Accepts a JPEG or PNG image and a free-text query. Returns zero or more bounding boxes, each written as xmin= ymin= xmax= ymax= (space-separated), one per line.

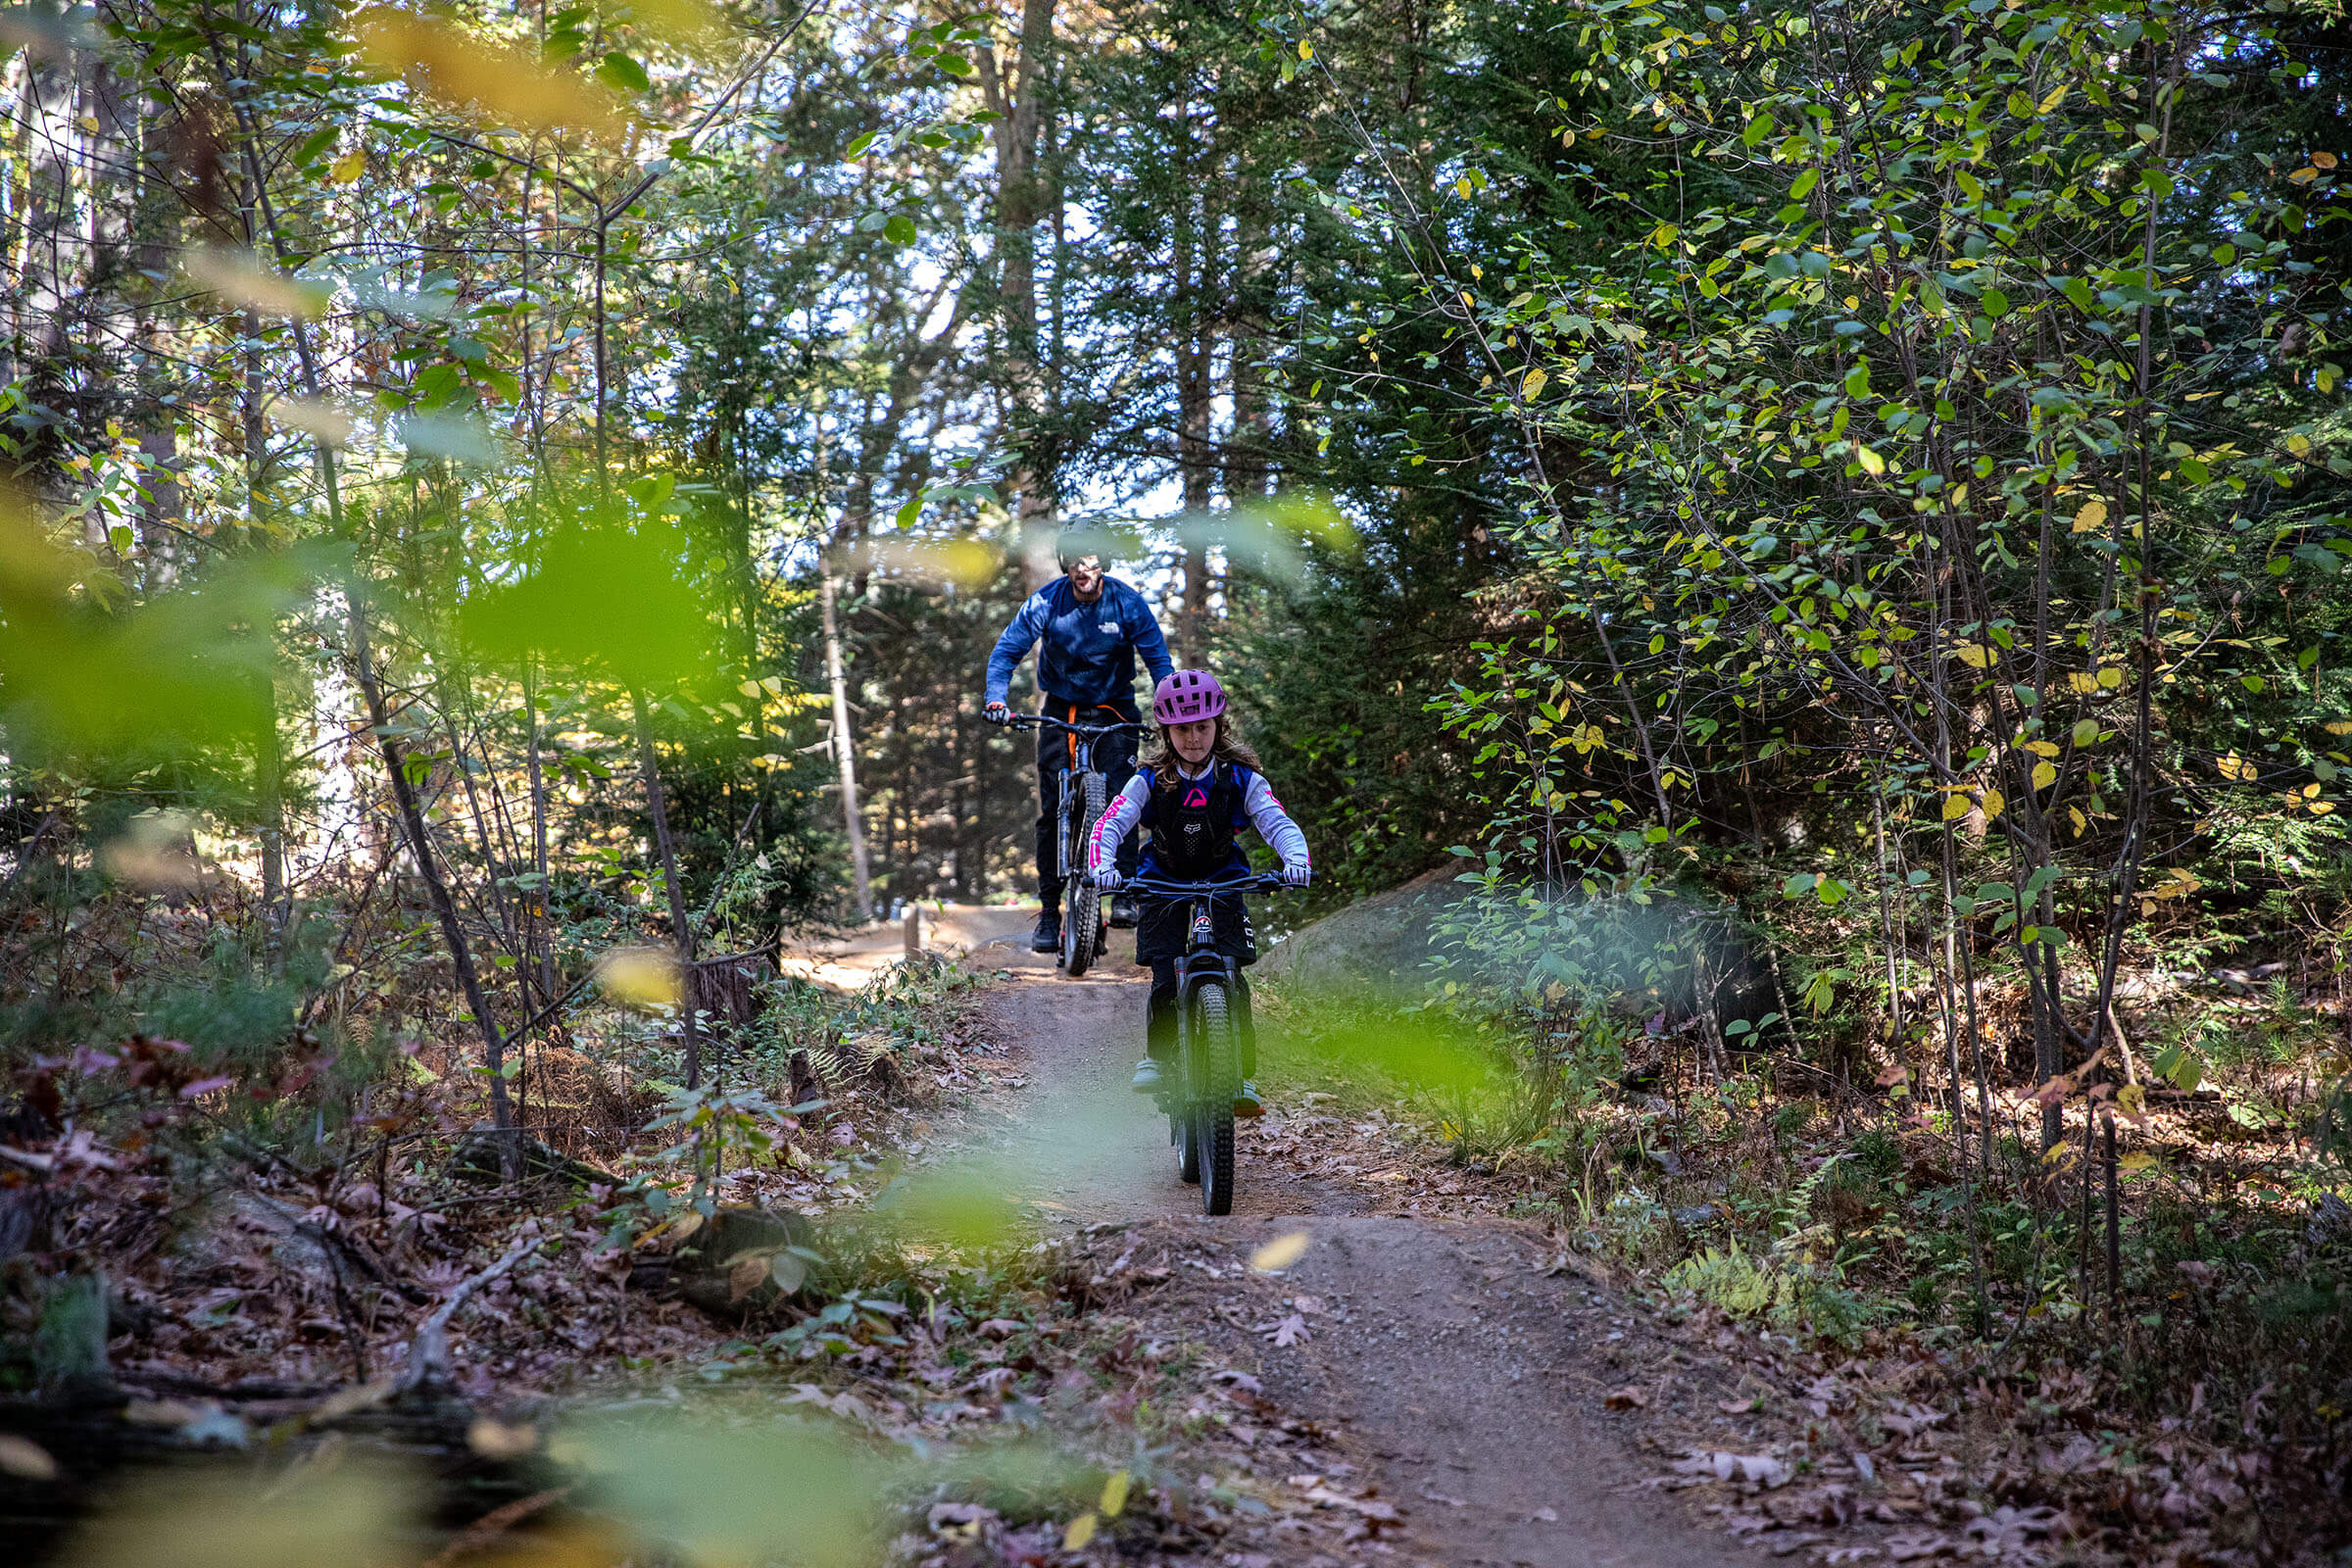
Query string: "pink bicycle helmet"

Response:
xmin=1153 ymin=668 xmax=1227 ymax=724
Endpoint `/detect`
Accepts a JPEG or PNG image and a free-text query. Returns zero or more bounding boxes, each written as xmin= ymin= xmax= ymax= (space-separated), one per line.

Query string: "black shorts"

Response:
xmin=1134 ymin=891 xmax=1257 ymax=967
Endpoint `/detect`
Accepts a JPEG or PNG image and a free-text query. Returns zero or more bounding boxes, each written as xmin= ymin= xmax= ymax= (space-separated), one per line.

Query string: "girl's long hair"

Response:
xmin=1144 ymin=713 xmax=1262 ymax=792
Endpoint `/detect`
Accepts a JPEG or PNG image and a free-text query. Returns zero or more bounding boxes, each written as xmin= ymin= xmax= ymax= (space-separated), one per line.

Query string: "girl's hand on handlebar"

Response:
xmin=1280 ymin=862 xmax=1311 ymax=887
xmin=1093 ymin=866 xmax=1124 ymax=891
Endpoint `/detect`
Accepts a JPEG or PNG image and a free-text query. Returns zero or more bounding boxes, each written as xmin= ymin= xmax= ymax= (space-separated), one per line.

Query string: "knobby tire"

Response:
xmin=1193 ymin=981 xmax=1237 ymax=1215
xmin=1061 ymin=771 xmax=1106 ymax=976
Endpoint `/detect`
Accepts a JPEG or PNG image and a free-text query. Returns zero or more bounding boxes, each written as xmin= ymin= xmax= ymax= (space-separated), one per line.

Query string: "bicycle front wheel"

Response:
xmin=1192 ymin=981 xmax=1238 ymax=1215
xmin=1060 ymin=771 xmax=1106 ymax=976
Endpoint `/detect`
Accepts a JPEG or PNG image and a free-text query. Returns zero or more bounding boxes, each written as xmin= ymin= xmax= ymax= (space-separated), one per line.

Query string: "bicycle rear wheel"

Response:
xmin=1192 ymin=981 xmax=1238 ymax=1215
xmin=1061 ymin=772 xmax=1106 ymax=975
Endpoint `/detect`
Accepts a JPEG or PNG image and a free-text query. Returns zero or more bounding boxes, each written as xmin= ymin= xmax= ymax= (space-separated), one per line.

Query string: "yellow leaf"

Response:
xmin=2289 ymin=166 xmax=2320 ymax=184
xmin=2069 ymin=806 xmax=2087 ymax=836
xmin=1251 ymin=1231 xmax=1311 ymax=1272
xmin=2033 ymin=760 xmax=2057 ymax=790
xmin=2326 ymin=720 xmax=2352 ymax=735
xmin=354 ymin=7 xmax=624 ymax=137
xmin=1298 ymin=37 xmax=1313 ymax=59
xmin=182 ymin=248 xmax=329 ymax=319
xmin=626 ymin=0 xmax=731 ymax=44
xmin=1942 ymin=793 xmax=1972 ymax=821
xmin=2218 ymin=753 xmax=2256 ymax=782
xmin=2313 ymin=800 xmax=2336 ymax=815
xmin=1101 ymin=1470 xmax=1132 ymax=1518
xmin=597 ymin=947 xmax=680 ymax=1008
xmin=2037 ymin=81 xmax=2068 ymax=114
xmin=2097 ymin=665 xmax=2125 ymax=690
xmin=1456 ymin=177 xmax=1473 ymax=198
xmin=1856 ymin=444 xmax=1886 ymax=476
xmin=2287 ymin=433 xmax=2312 ymax=457
xmin=2025 ymin=740 xmax=2061 ymax=758
xmin=2068 ymin=672 xmax=2100 ymax=695
xmin=1981 ymin=786 xmax=2005 ymax=822
xmin=329 ymin=148 xmax=366 ymax=184
xmin=1522 ymin=366 xmax=1549 ymax=401
xmin=2071 ymin=498 xmax=2108 ymax=533
xmin=2318 ymin=151 xmax=2341 ymax=170
xmin=1064 ymin=1512 xmax=1098 ymax=1550
xmin=2119 ymin=1152 xmax=2156 ymax=1171
xmin=1953 ymin=644 xmax=1991 ymax=669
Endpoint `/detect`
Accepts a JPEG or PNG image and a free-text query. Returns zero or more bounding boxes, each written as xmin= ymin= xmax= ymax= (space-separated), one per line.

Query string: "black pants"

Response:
xmin=1147 ymin=961 xmax=1256 ymax=1077
xmin=1034 ymin=699 xmax=1140 ymax=903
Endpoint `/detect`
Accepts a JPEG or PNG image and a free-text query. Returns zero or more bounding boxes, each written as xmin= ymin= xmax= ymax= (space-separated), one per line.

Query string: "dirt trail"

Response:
xmin=974 ymin=946 xmax=1753 ymax=1568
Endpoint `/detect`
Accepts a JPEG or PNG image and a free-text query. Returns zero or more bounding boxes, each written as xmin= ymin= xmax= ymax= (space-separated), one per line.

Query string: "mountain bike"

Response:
xmin=989 ymin=711 xmax=1141 ymax=977
xmin=1127 ymin=870 xmax=1293 ymax=1216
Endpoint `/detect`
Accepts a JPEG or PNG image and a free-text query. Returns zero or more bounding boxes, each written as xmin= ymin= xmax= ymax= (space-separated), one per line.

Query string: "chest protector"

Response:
xmin=1141 ymin=763 xmax=1251 ymax=879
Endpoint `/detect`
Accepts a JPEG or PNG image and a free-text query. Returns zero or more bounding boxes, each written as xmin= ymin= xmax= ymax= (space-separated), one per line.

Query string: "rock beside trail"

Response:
xmin=1253 ymin=865 xmax=1464 ymax=997
xmin=671 ymin=1207 xmax=818 ymax=1320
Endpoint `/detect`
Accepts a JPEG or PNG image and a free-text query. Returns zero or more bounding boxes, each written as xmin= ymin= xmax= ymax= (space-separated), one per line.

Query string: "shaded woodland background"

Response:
xmin=5 ymin=0 xmax=2352 ymax=1557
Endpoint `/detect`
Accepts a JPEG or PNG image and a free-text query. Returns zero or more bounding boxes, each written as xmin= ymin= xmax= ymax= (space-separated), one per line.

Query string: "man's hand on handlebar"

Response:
xmin=1093 ymin=865 xmax=1124 ymax=892
xmin=983 ymin=700 xmax=1010 ymax=726
xmin=1281 ymin=861 xmax=1312 ymax=887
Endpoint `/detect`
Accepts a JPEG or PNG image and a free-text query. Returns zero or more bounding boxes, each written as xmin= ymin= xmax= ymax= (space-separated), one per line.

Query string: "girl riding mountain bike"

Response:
xmin=1087 ymin=669 xmax=1311 ymax=1116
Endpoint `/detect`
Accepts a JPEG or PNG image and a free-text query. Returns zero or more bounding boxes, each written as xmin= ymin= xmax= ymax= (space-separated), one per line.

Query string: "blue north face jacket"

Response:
xmin=985 ymin=575 xmax=1174 ymax=709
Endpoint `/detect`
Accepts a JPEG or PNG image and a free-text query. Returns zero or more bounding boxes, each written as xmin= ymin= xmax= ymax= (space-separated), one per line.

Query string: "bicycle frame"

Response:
xmin=997 ymin=711 xmax=1140 ymax=875
xmin=1128 ymin=870 xmax=1289 ymax=1215
xmin=1127 ymin=871 xmax=1287 ymax=1013
xmin=991 ymin=710 xmax=1142 ymax=973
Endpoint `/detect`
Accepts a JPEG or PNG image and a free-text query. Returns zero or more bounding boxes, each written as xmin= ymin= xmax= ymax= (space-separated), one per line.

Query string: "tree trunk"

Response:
xmin=978 ymin=0 xmax=1061 ymax=587
xmin=629 ymin=688 xmax=702 ymax=1090
xmin=198 ymin=29 xmax=519 ymax=1169
xmin=1174 ymin=174 xmax=1214 ymax=665
xmin=821 ymin=572 xmax=874 ymax=920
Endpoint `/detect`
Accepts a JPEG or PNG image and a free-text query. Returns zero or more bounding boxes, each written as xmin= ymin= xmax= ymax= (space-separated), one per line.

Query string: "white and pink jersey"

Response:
xmin=1088 ymin=760 xmax=1309 ymax=878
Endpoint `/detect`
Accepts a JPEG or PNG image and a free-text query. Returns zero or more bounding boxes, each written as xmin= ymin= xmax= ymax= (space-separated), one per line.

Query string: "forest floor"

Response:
xmin=957 ymin=945 xmax=1763 ymax=1568
xmin=11 ymin=929 xmax=2303 ymax=1567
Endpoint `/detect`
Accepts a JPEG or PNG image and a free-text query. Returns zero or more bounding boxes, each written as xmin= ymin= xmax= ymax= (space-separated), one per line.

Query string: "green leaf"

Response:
xmin=935 ymin=51 xmax=975 ymax=76
xmin=597 ymin=52 xmax=651 ymax=92
xmin=883 ymin=214 xmax=918 ymax=246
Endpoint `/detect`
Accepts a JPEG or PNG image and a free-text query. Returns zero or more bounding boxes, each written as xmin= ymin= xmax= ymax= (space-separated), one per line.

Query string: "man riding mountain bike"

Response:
xmin=984 ymin=526 xmax=1174 ymax=953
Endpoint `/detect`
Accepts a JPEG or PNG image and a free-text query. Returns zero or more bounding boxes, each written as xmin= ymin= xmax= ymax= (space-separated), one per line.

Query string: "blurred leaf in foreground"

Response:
xmin=866 ymin=1157 xmax=1030 ymax=1251
xmin=1170 ymin=492 xmax=1359 ymax=582
xmin=181 ymin=248 xmax=330 ymax=319
xmin=353 ymin=6 xmax=625 ymax=137
xmin=64 ymin=1459 xmax=414 ymax=1568
xmin=555 ymin=1415 xmax=881 ymax=1568
xmin=0 ymin=507 xmax=318 ymax=760
xmin=596 ymin=945 xmax=683 ymax=1008
xmin=459 ymin=517 xmax=713 ymax=690
xmin=835 ymin=534 xmax=1004 ymax=591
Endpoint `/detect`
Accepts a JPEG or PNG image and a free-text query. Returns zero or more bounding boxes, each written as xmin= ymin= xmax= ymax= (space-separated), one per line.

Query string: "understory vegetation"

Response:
xmin=5 ymin=0 xmax=2352 ymax=1559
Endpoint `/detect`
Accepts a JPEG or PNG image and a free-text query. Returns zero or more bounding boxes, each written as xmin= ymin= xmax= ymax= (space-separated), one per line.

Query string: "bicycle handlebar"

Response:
xmin=987 ymin=710 xmax=1144 ymax=738
xmin=1125 ymin=871 xmax=1296 ymax=899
